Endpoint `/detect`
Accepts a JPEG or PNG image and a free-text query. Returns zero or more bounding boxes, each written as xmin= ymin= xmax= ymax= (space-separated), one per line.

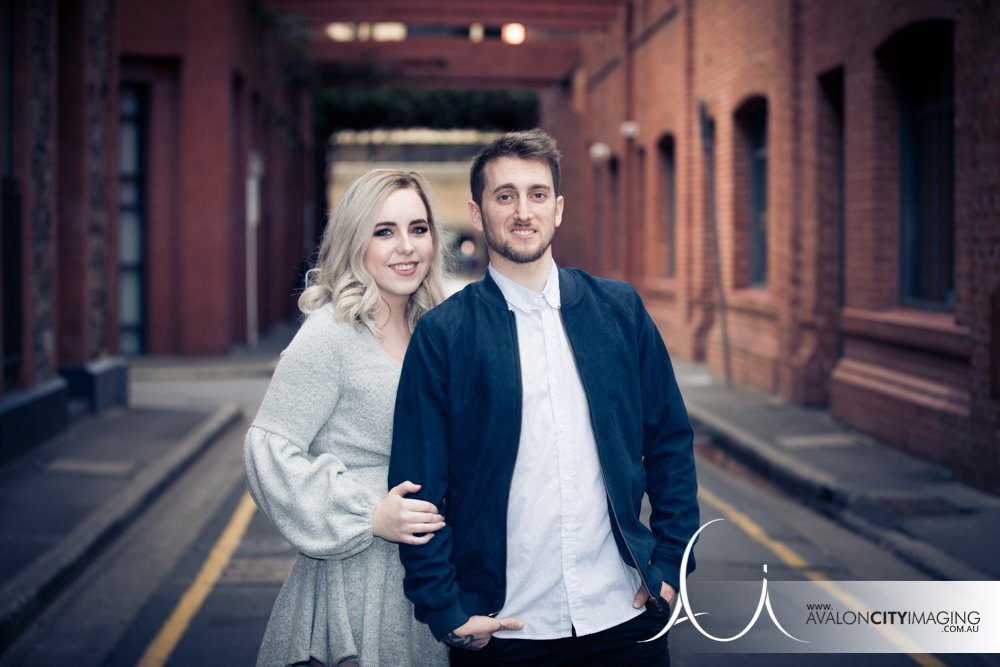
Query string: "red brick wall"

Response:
xmin=957 ymin=2 xmax=1000 ymax=489
xmin=55 ymin=0 xmax=117 ymax=368
xmin=119 ymin=0 xmax=315 ymax=354
xmin=541 ymin=0 xmax=1000 ymax=490
xmin=56 ymin=0 xmax=89 ymax=367
xmin=18 ymin=0 xmax=58 ymax=388
xmin=540 ymin=84 xmax=587 ymax=274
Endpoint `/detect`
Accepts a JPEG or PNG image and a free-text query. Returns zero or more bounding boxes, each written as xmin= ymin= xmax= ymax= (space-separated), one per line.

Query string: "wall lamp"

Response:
xmin=589 ymin=142 xmax=611 ymax=162
xmin=619 ymin=120 xmax=640 ymax=139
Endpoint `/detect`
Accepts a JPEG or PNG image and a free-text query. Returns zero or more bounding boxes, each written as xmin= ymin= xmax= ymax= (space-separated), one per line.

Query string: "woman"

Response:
xmin=244 ymin=169 xmax=449 ymax=667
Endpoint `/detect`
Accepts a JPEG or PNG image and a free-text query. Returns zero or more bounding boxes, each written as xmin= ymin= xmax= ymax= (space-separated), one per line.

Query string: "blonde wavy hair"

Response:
xmin=298 ymin=169 xmax=446 ymax=337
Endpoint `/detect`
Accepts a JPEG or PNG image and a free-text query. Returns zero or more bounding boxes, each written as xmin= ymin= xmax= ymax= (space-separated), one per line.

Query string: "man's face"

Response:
xmin=469 ymin=157 xmax=564 ymax=266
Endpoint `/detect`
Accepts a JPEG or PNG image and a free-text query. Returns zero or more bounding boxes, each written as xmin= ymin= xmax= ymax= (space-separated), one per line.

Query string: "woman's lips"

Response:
xmin=390 ymin=262 xmax=418 ymax=276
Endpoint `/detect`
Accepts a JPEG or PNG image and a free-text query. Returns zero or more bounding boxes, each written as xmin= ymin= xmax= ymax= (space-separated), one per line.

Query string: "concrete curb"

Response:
xmin=129 ymin=361 xmax=277 ymax=382
xmin=686 ymin=404 xmax=992 ymax=582
xmin=686 ymin=403 xmax=848 ymax=507
xmin=834 ymin=510 xmax=991 ymax=582
xmin=0 ymin=403 xmax=243 ymax=651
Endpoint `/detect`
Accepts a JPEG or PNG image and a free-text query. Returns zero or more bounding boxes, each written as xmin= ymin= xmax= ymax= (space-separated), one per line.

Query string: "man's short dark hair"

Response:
xmin=470 ymin=129 xmax=562 ymax=208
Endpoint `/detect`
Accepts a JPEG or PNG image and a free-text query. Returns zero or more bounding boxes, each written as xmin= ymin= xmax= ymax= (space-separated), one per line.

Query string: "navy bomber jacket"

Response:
xmin=388 ymin=267 xmax=700 ymax=640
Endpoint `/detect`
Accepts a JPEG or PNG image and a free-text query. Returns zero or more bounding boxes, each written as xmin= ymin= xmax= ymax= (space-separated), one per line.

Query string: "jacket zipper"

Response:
xmin=491 ymin=309 xmax=522 ymax=616
xmin=595 ymin=421 xmax=663 ymax=612
xmin=563 ymin=317 xmax=663 ymax=613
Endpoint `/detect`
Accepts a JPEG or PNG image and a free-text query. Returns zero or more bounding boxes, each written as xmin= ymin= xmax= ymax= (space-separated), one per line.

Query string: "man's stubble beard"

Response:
xmin=480 ymin=214 xmax=554 ymax=265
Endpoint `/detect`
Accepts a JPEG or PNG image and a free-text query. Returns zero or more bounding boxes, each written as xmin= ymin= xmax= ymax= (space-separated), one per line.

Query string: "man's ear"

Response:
xmin=554 ymin=195 xmax=565 ymax=228
xmin=468 ymin=200 xmax=483 ymax=231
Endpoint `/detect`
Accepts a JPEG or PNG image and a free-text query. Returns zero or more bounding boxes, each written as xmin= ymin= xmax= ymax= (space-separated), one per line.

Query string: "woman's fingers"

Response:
xmin=399 ymin=497 xmax=439 ymax=514
xmin=402 ymin=531 xmax=436 ymax=545
xmin=400 ymin=527 xmax=440 ymax=545
xmin=400 ymin=512 xmax=444 ymax=523
xmin=390 ymin=480 xmax=422 ymax=497
xmin=391 ymin=483 xmax=441 ymax=514
xmin=374 ymin=484 xmax=445 ymax=542
xmin=400 ymin=518 xmax=445 ymax=535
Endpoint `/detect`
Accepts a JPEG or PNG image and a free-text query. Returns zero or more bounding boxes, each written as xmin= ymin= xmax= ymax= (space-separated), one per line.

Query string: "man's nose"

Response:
xmin=514 ymin=196 xmax=532 ymax=221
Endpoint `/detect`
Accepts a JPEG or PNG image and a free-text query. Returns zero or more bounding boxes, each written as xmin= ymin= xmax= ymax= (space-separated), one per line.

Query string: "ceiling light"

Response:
xmin=372 ymin=22 xmax=406 ymax=41
xmin=501 ymin=23 xmax=526 ymax=45
xmin=325 ymin=23 xmax=355 ymax=42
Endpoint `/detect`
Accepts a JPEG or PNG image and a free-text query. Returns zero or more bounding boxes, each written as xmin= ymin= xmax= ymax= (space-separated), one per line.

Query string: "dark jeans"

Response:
xmin=449 ymin=607 xmax=670 ymax=667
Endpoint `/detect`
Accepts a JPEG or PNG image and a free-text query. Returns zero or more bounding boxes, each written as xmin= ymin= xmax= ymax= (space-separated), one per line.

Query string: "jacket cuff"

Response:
xmin=652 ymin=558 xmax=683 ymax=594
xmin=425 ymin=600 xmax=473 ymax=642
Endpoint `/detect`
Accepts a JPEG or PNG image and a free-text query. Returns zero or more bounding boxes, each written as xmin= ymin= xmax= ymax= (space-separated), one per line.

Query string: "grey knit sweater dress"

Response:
xmin=244 ymin=304 xmax=447 ymax=667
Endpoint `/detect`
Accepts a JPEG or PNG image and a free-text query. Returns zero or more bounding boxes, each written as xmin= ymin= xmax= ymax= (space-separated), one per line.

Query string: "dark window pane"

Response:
xmin=737 ymin=97 xmax=768 ymax=287
xmin=118 ymin=121 xmax=139 ymax=174
xmin=884 ymin=21 xmax=954 ymax=309
xmin=118 ymin=83 xmax=147 ymax=352
xmin=660 ymin=136 xmax=676 ymax=277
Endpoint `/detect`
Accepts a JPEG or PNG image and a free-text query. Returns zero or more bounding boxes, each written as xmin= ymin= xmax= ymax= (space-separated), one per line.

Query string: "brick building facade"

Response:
xmin=117 ymin=0 xmax=315 ymax=356
xmin=2 ymin=0 xmax=996 ymax=489
xmin=1 ymin=0 xmax=122 ymax=457
xmin=542 ymin=0 xmax=999 ymax=490
xmin=1 ymin=0 xmax=314 ymax=459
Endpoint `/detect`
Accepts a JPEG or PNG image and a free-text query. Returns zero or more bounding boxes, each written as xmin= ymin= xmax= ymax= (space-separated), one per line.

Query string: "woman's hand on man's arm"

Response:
xmin=372 ymin=481 xmax=445 ymax=544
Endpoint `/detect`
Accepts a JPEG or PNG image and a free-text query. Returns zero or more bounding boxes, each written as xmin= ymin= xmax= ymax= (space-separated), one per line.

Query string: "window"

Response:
xmin=880 ymin=21 xmax=954 ymax=308
xmin=593 ymin=164 xmax=605 ymax=271
xmin=636 ymin=146 xmax=645 ymax=276
xmin=2 ymin=5 xmax=23 ymax=386
xmin=609 ymin=155 xmax=622 ymax=272
xmin=735 ymin=97 xmax=768 ymax=287
xmin=118 ymin=84 xmax=148 ymax=354
xmin=658 ymin=135 xmax=676 ymax=277
xmin=819 ymin=68 xmax=846 ymax=355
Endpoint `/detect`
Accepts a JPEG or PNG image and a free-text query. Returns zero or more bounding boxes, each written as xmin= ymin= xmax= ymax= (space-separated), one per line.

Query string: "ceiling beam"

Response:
xmin=269 ymin=0 xmax=622 ymax=30
xmin=273 ymin=0 xmax=621 ymax=12
xmin=265 ymin=0 xmax=625 ymax=87
xmin=311 ymin=37 xmax=580 ymax=88
xmin=283 ymin=10 xmax=612 ymax=31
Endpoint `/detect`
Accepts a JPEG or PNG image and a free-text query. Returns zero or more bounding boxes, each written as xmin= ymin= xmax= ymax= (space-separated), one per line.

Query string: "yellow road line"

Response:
xmin=137 ymin=491 xmax=257 ymax=667
xmin=698 ymin=486 xmax=946 ymax=667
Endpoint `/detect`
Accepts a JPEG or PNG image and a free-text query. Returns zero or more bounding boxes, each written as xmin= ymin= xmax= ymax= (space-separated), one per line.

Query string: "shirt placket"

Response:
xmin=542 ymin=304 xmax=584 ymax=628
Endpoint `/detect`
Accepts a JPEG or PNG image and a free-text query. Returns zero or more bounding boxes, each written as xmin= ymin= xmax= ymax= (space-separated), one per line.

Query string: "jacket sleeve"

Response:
xmin=388 ymin=318 xmax=470 ymax=640
xmin=635 ymin=290 xmax=700 ymax=592
xmin=243 ymin=311 xmax=381 ymax=560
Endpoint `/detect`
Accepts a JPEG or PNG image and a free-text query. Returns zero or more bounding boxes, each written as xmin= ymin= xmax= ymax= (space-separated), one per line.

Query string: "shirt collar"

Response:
xmin=488 ymin=262 xmax=561 ymax=313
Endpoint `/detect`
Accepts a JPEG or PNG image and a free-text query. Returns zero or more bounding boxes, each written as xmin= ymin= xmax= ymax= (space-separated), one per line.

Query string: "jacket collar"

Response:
xmin=488 ymin=263 xmax=560 ymax=312
xmin=478 ymin=264 xmax=580 ymax=310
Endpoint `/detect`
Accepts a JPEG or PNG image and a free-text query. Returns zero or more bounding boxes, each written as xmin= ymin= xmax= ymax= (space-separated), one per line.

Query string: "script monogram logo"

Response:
xmin=641 ymin=519 xmax=808 ymax=644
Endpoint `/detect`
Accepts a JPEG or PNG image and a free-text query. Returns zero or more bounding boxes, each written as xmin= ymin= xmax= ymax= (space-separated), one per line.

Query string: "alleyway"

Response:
xmin=4 ymin=1 xmax=998 ymax=664
xmin=1 ymin=323 xmax=997 ymax=666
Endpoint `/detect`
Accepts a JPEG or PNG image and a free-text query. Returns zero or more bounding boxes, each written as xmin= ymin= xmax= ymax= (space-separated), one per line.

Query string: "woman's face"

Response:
xmin=363 ymin=187 xmax=434 ymax=309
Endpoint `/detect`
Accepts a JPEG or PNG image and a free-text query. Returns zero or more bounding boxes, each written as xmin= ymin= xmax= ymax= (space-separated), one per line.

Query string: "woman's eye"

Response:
xmin=374 ymin=228 xmax=393 ymax=237
xmin=411 ymin=225 xmax=430 ymax=235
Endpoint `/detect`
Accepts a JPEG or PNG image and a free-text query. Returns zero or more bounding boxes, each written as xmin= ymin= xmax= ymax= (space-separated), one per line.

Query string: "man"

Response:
xmin=388 ymin=129 xmax=699 ymax=666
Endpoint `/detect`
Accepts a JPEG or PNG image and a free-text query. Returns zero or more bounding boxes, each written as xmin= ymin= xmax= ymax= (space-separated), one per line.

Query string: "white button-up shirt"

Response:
xmin=489 ymin=263 xmax=643 ymax=640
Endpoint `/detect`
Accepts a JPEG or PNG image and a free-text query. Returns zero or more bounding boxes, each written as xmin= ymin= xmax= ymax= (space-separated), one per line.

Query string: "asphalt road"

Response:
xmin=2 ymin=376 xmax=997 ymax=667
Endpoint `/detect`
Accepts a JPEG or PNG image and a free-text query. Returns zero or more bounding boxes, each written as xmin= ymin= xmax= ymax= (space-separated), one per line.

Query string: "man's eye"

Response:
xmin=532 ymin=192 xmax=546 ymax=200
xmin=498 ymin=194 xmax=512 ymax=202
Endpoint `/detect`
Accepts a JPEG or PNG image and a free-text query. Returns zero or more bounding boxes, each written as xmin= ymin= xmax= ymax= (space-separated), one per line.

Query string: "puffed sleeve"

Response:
xmin=244 ymin=309 xmax=381 ymax=560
